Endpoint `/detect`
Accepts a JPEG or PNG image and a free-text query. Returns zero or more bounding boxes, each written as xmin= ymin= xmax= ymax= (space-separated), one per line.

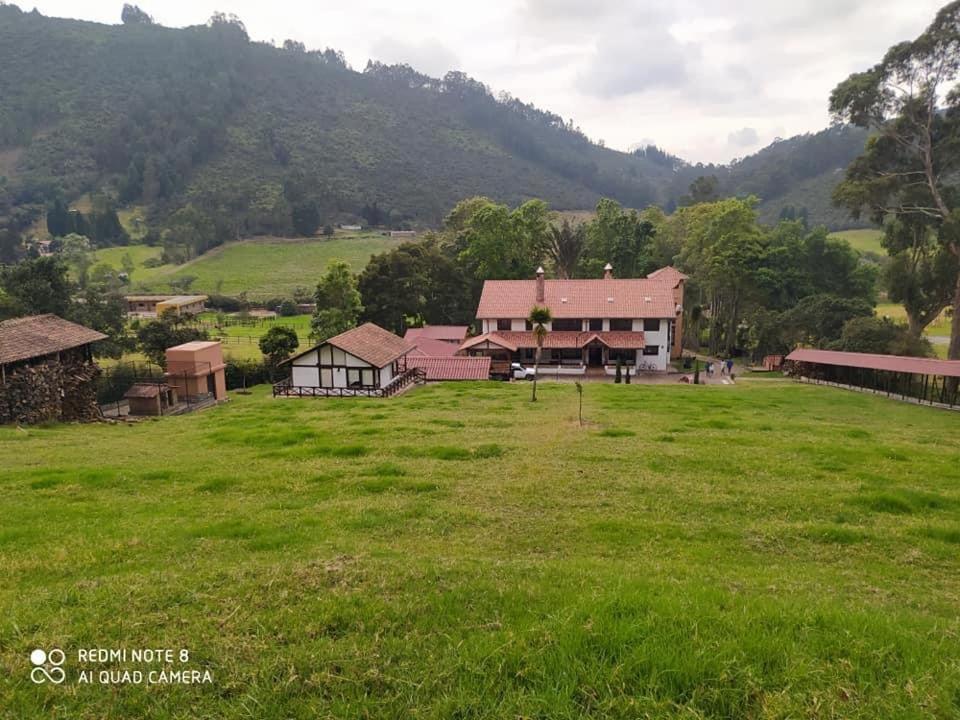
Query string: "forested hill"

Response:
xmin=0 ymin=4 xmax=868 ymax=244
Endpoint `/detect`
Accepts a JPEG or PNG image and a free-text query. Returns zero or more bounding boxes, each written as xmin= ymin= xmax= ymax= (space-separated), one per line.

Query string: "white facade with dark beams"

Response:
xmin=276 ymin=323 xmax=420 ymax=397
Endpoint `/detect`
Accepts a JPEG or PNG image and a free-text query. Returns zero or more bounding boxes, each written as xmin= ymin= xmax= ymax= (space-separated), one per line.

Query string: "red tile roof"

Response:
xmin=407 ymin=355 xmax=491 ymax=380
xmin=476 ymin=278 xmax=678 ymax=319
xmin=0 ymin=314 xmax=107 ymax=365
xmin=786 ymin=348 xmax=960 ymax=378
xmin=459 ymin=333 xmax=519 ymax=353
xmin=460 ymin=331 xmax=645 ymax=351
xmin=404 ymin=326 xmax=469 ymax=343
xmin=408 ymin=336 xmax=461 ymax=357
xmin=646 ymin=266 xmax=688 ymax=286
xmin=123 ymin=382 xmax=171 ymax=399
xmin=286 ymin=323 xmax=415 ymax=368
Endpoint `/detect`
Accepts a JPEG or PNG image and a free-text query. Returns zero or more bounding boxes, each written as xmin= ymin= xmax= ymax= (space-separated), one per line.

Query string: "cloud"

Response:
xmin=369 ymin=36 xmax=460 ymax=78
xmin=727 ymin=127 xmax=759 ymax=147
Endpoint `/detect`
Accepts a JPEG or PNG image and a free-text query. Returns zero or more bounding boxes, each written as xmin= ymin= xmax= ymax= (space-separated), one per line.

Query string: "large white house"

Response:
xmin=276 ymin=323 xmax=421 ymax=397
xmin=460 ymin=264 xmax=686 ymax=374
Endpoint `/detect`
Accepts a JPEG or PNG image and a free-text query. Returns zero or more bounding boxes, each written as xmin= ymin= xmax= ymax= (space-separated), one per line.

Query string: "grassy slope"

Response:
xmin=92 ymin=232 xmax=400 ymax=300
xmin=829 ymin=229 xmax=884 ymax=255
xmin=2 ymin=380 xmax=960 ymax=717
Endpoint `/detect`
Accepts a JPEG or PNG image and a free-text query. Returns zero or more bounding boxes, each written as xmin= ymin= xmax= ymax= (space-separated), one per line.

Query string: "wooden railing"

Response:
xmin=272 ymin=367 xmax=426 ymax=398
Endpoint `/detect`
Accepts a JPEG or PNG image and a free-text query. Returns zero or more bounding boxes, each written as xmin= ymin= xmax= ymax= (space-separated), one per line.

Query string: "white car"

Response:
xmin=511 ymin=362 xmax=536 ymax=380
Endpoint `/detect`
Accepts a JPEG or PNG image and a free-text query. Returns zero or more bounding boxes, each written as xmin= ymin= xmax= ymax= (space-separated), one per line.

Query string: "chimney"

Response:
xmin=535 ymin=266 xmax=545 ymax=302
xmin=603 ymin=263 xmax=613 ymax=280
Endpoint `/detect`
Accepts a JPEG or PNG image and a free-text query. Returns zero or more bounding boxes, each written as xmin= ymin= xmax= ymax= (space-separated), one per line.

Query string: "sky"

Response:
xmin=25 ymin=0 xmax=947 ymax=164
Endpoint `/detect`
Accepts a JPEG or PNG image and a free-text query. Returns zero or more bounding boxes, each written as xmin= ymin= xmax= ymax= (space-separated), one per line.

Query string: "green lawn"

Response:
xmin=3 ymin=380 xmax=960 ymax=717
xmin=829 ymin=228 xmax=884 ymax=255
xmin=109 ymin=233 xmax=402 ymax=300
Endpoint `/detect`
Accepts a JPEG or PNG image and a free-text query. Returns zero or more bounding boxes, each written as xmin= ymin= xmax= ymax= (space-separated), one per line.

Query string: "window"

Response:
xmin=552 ymin=318 xmax=582 ymax=331
xmin=497 ymin=319 xmax=512 ymax=331
xmin=347 ymin=368 xmax=363 ymax=387
xmin=559 ymin=348 xmax=582 ymax=363
xmin=643 ymin=318 xmax=660 ymax=332
xmin=609 ymin=349 xmax=636 ymax=363
xmin=610 ymin=318 xmax=632 ymax=331
xmin=643 ymin=345 xmax=659 ymax=356
xmin=525 ymin=320 xmax=533 ymax=331
xmin=589 ymin=318 xmax=603 ymax=331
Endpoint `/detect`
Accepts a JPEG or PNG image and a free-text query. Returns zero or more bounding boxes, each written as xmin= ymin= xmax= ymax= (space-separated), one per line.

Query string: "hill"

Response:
xmin=2 ymin=380 xmax=960 ymax=716
xmin=97 ymin=232 xmax=402 ymax=299
xmin=0 ymin=5 xmax=869 ymax=251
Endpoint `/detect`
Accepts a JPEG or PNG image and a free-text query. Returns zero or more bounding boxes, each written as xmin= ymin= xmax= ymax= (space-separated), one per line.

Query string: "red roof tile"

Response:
xmin=459 ymin=333 xmax=519 ymax=353
xmin=409 ymin=336 xmax=461 ymax=357
xmin=786 ymin=348 xmax=960 ymax=378
xmin=460 ymin=331 xmax=645 ymax=351
xmin=404 ymin=326 xmax=469 ymax=343
xmin=0 ymin=314 xmax=107 ymax=365
xmin=286 ymin=323 xmax=415 ymax=368
xmin=646 ymin=266 xmax=688 ymax=286
xmin=407 ymin=355 xmax=491 ymax=380
xmin=476 ymin=278 xmax=678 ymax=319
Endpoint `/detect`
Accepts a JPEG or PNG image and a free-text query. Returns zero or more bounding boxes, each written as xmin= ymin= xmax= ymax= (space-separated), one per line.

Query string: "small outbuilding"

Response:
xmin=0 ymin=314 xmax=106 ymax=424
xmin=164 ymin=341 xmax=227 ymax=403
xmin=124 ymin=382 xmax=178 ymax=416
xmin=276 ymin=323 xmax=422 ymax=397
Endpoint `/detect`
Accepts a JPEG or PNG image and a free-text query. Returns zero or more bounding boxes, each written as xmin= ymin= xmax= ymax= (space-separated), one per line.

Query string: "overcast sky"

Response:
xmin=26 ymin=0 xmax=945 ymax=163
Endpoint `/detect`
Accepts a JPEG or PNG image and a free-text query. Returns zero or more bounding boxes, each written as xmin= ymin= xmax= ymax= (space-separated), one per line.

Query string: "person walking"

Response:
xmin=726 ymin=358 xmax=734 ymax=376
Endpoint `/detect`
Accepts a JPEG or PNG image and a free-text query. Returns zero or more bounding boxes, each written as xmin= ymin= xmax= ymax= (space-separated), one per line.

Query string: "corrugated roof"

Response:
xmin=786 ymin=348 xmax=960 ymax=378
xmin=409 ymin=337 xmax=460 ymax=357
xmin=404 ymin=326 xmax=469 ymax=342
xmin=476 ymin=278 xmax=678 ymax=319
xmin=407 ymin=355 xmax=491 ymax=380
xmin=0 ymin=314 xmax=107 ymax=365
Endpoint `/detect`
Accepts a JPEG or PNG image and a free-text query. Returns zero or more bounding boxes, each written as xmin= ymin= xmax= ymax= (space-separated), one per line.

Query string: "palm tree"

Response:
xmin=528 ymin=305 xmax=552 ymax=402
xmin=547 ymin=220 xmax=585 ymax=279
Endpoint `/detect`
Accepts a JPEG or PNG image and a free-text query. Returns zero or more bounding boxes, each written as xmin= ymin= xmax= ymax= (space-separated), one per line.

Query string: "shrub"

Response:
xmin=225 ymin=359 xmax=271 ymax=390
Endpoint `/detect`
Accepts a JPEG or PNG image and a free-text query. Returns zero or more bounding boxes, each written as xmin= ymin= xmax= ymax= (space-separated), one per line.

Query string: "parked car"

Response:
xmin=511 ymin=362 xmax=536 ymax=380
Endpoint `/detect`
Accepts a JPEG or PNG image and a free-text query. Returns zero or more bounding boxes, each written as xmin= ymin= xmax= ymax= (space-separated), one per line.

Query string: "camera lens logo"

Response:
xmin=30 ymin=649 xmax=65 ymax=685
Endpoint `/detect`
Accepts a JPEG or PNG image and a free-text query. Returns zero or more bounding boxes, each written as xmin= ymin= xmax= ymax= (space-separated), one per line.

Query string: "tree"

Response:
xmin=121 ymin=4 xmax=153 ymax=24
xmin=683 ymin=175 xmax=721 ymax=205
xmin=259 ymin=325 xmax=300 ymax=374
xmin=882 ymin=217 xmax=958 ymax=336
xmin=831 ymin=316 xmax=933 ymax=357
xmin=830 ymin=1 xmax=960 ymax=364
xmin=311 ymin=261 xmax=363 ymax=342
xmin=0 ymin=256 xmax=72 ymax=317
xmin=291 ymin=202 xmax=320 ymax=236
xmin=58 ymin=233 xmax=93 ymax=288
xmin=136 ymin=316 xmax=209 ymax=367
xmin=780 ymin=294 xmax=874 ymax=348
xmin=456 ymin=199 xmax=550 ymax=282
xmin=528 ymin=305 xmax=551 ymax=402
xmin=547 ymin=219 xmax=585 ymax=279
xmin=580 ymin=198 xmax=655 ymax=279
xmin=358 ymin=238 xmax=473 ymax=333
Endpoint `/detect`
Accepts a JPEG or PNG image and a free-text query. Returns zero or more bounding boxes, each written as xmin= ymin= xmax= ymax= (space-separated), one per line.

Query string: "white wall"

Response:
xmin=291 ymin=343 xmax=379 ymax=388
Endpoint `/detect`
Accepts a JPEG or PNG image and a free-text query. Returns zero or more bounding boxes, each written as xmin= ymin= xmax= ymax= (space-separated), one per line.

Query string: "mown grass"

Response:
xmin=2 ymin=379 xmax=960 ymax=718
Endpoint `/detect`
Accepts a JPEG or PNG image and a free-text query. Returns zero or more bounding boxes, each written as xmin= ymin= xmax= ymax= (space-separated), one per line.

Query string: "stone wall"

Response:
xmin=0 ymin=359 xmax=102 ymax=424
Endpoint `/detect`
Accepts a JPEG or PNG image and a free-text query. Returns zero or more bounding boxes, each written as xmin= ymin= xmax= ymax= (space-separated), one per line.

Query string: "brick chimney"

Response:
xmin=603 ymin=263 xmax=613 ymax=280
xmin=535 ymin=266 xmax=545 ymax=302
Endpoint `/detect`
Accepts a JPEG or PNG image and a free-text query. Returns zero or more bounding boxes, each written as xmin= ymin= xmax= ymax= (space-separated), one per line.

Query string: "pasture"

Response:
xmin=829 ymin=228 xmax=884 ymax=255
xmin=92 ymin=232 xmax=402 ymax=300
xmin=2 ymin=379 xmax=960 ymax=718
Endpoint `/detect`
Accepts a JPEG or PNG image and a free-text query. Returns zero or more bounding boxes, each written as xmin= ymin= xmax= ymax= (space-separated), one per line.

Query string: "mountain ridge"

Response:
xmin=0 ymin=4 xmax=870 ymax=247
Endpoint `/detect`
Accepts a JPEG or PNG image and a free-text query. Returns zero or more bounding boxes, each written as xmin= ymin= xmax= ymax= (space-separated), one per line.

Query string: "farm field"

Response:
xmin=2 ymin=380 xmax=960 ymax=717
xmin=91 ymin=232 xmax=403 ymax=299
xmin=829 ymin=228 xmax=884 ymax=255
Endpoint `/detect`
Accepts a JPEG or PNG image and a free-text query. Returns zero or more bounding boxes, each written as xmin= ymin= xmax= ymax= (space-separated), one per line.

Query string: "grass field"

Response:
xmin=2 ymin=380 xmax=960 ymax=717
xmin=92 ymin=233 xmax=403 ymax=300
xmin=829 ymin=229 xmax=884 ymax=255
